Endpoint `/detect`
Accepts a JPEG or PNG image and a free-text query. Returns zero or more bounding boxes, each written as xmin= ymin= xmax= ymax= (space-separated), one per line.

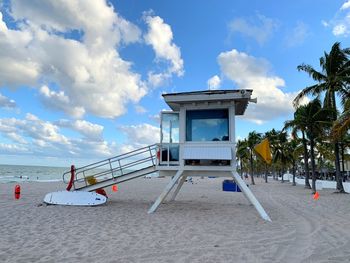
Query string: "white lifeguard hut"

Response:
xmin=149 ymin=89 xmax=271 ymax=221
xmin=61 ymin=89 xmax=271 ymax=221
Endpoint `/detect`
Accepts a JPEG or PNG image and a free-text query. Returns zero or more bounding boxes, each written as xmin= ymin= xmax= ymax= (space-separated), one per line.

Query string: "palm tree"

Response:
xmin=284 ymin=105 xmax=312 ymax=189
xmin=338 ymin=134 xmax=350 ymax=181
xmin=331 ymin=98 xmax=350 ymax=139
xmin=246 ymin=131 xmax=262 ymax=185
xmin=332 ymin=102 xmax=350 ymax=179
xmin=285 ymin=138 xmax=301 ymax=186
xmin=236 ymin=139 xmax=249 ymax=179
xmin=294 ymin=42 xmax=350 ymax=193
xmin=303 ymin=99 xmax=332 ymax=193
xmin=316 ymin=141 xmax=335 ymax=180
xmin=264 ymin=129 xmax=280 ymax=180
xmin=272 ymin=132 xmax=289 ymax=182
xmin=258 ymin=133 xmax=272 ymax=183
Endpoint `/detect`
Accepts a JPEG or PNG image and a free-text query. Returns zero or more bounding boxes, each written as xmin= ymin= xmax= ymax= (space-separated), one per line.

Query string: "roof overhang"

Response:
xmin=162 ymin=89 xmax=254 ymax=115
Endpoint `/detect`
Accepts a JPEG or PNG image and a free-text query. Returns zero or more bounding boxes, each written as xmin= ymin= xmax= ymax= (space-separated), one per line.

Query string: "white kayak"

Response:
xmin=43 ymin=191 xmax=107 ymax=206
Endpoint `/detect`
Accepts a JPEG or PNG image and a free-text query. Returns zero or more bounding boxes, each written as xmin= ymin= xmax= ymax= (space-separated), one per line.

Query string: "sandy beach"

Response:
xmin=1 ymin=177 xmax=350 ymax=263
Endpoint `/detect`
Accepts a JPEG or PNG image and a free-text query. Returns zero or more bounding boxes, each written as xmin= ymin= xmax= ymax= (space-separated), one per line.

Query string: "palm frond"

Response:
xmin=331 ymin=109 xmax=350 ymax=139
xmin=293 ymin=84 xmax=320 ymax=107
xmin=297 ymin=64 xmax=326 ymax=82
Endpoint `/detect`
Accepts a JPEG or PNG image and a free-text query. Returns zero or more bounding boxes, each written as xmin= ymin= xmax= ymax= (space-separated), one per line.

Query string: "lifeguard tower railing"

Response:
xmin=63 ymin=144 xmax=158 ymax=191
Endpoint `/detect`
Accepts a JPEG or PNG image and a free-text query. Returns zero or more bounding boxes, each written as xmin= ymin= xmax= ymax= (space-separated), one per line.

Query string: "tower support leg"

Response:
xmin=231 ymin=171 xmax=271 ymax=222
xmin=148 ymin=170 xmax=184 ymax=213
xmin=170 ymin=175 xmax=187 ymax=201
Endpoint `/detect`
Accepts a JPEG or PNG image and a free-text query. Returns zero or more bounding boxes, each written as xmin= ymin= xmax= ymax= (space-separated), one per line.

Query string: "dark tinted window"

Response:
xmin=186 ymin=109 xmax=229 ymax=141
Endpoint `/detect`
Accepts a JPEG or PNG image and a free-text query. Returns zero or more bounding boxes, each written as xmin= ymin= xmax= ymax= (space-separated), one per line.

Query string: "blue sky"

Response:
xmin=0 ymin=0 xmax=349 ymax=166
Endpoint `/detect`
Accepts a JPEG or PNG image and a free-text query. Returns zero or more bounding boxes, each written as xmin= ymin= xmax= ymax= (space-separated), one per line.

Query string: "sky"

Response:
xmin=0 ymin=0 xmax=350 ymax=167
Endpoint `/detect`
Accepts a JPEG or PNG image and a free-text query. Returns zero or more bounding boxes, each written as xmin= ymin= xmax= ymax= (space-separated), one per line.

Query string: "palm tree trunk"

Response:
xmin=302 ymin=132 xmax=311 ymax=189
xmin=250 ymin=151 xmax=255 ymax=185
xmin=292 ymin=159 xmax=296 ymax=186
xmin=334 ymin=142 xmax=345 ymax=192
xmin=310 ymin=136 xmax=317 ymax=193
xmin=341 ymin=143 xmax=345 ymax=181
xmin=331 ymin=92 xmax=345 ymax=192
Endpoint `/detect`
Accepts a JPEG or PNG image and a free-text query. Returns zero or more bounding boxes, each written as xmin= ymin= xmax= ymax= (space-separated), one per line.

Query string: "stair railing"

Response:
xmin=63 ymin=144 xmax=158 ymax=190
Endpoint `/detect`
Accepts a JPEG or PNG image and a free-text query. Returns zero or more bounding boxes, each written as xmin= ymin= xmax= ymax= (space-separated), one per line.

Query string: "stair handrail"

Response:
xmin=62 ymin=144 xmax=158 ymax=188
xmin=72 ymin=154 xmax=155 ymax=184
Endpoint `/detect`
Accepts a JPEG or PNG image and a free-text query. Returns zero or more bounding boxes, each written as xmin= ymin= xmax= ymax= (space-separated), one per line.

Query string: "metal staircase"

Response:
xmin=63 ymin=144 xmax=158 ymax=192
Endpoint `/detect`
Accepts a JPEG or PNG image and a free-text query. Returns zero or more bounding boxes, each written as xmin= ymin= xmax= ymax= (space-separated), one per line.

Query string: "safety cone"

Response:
xmin=112 ymin=185 xmax=118 ymax=192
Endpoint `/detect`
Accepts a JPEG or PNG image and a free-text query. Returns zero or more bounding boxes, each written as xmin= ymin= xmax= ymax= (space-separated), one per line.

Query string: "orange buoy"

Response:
xmin=14 ymin=184 xmax=21 ymax=199
xmin=112 ymin=185 xmax=118 ymax=192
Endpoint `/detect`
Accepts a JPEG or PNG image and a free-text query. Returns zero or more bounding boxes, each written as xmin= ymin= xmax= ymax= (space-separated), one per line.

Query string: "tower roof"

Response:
xmin=162 ymin=89 xmax=254 ymax=115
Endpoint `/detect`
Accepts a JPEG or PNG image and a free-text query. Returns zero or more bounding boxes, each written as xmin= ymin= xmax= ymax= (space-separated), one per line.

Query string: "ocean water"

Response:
xmin=0 ymin=164 xmax=69 ymax=183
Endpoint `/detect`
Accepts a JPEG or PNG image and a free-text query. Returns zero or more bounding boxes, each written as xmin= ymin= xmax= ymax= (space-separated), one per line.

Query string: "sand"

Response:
xmin=1 ymin=177 xmax=350 ymax=263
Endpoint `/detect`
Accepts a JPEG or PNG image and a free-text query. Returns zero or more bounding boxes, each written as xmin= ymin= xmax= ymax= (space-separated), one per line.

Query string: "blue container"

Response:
xmin=222 ymin=180 xmax=246 ymax=192
xmin=222 ymin=180 xmax=238 ymax=192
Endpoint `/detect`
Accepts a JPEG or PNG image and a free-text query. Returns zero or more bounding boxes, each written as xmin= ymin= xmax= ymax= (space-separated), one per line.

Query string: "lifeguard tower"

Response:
xmin=62 ymin=90 xmax=271 ymax=221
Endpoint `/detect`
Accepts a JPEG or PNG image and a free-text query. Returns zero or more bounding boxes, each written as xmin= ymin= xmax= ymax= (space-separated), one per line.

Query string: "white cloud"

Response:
xmin=55 ymin=119 xmax=104 ymax=141
xmin=5 ymin=132 xmax=27 ymax=144
xmin=0 ymin=114 xmax=116 ymax=158
xmin=0 ymin=12 xmax=40 ymax=87
xmin=144 ymin=15 xmax=184 ymax=75
xmin=207 ymin=75 xmax=221 ymax=90
xmin=0 ymin=2 xmax=186 ymax=161
xmin=0 ymin=12 xmax=7 ymax=31
xmin=144 ymin=14 xmax=184 ymax=87
xmin=23 ymin=113 xmax=70 ymax=145
xmin=284 ymin=21 xmax=309 ymax=47
xmin=228 ymin=14 xmax=279 ymax=45
xmin=10 ymin=0 xmax=141 ymax=47
xmin=119 ymin=144 xmax=137 ymax=155
xmin=217 ymin=49 xmax=297 ymax=124
xmin=2 ymin=116 xmax=69 ymax=146
xmin=0 ymin=93 xmax=16 ymax=109
xmin=333 ymin=24 xmax=347 ymax=35
xmin=119 ymin=123 xmax=160 ymax=148
xmin=0 ymin=1 xmax=148 ymax=118
xmin=147 ymin=71 xmax=170 ymax=88
xmin=323 ymin=1 xmax=350 ymax=36
xmin=39 ymin=86 xmax=85 ymax=118
xmin=321 ymin=20 xmax=329 ymax=27
xmin=0 ymin=143 xmax=29 ymax=154
xmin=341 ymin=0 xmax=350 ymax=10
xmin=70 ymin=138 xmax=114 ymax=157
xmin=135 ymin=105 xmax=147 ymax=114
xmin=148 ymin=114 xmax=160 ymax=124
